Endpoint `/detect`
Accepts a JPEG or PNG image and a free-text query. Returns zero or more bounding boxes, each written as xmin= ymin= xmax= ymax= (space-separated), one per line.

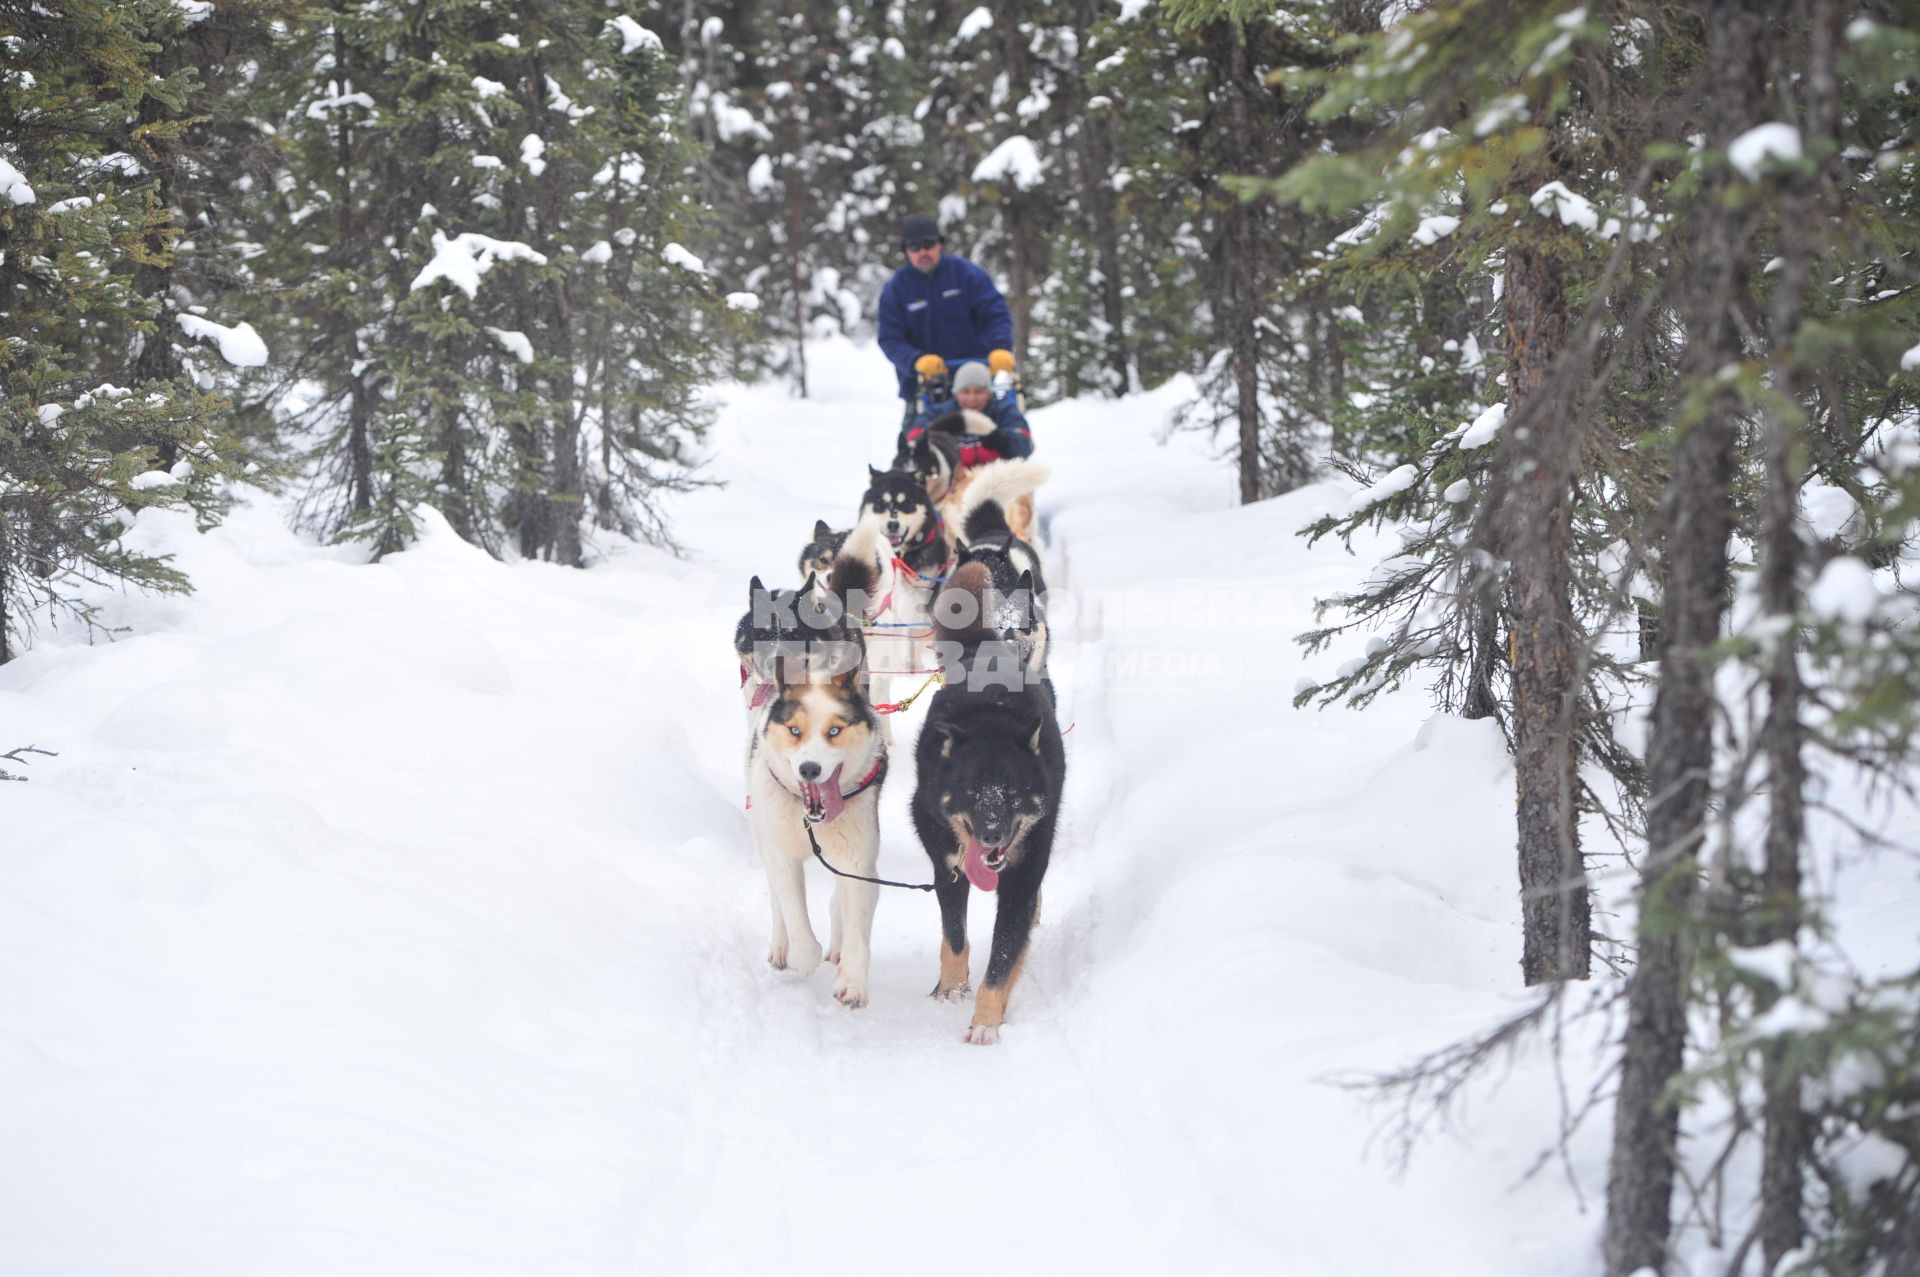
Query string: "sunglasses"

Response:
xmin=905 ymin=239 xmax=942 ymax=252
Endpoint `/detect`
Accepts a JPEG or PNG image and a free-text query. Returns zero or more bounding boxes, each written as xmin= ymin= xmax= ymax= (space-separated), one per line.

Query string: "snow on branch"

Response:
xmin=607 ymin=16 xmax=664 ymax=54
xmin=177 ymin=314 xmax=269 ymax=367
xmin=972 ymin=136 xmax=1044 ymax=190
xmin=409 ymin=231 xmax=548 ymax=299
xmin=662 ymin=243 xmax=707 ymax=275
xmin=485 ymin=328 xmax=534 ymax=364
xmin=305 ymin=80 xmax=374 ymax=120
xmin=1345 ymin=464 xmax=1419 ymax=516
xmin=1727 ymin=123 xmax=1803 ymax=178
xmin=0 ymin=156 xmax=36 ymax=206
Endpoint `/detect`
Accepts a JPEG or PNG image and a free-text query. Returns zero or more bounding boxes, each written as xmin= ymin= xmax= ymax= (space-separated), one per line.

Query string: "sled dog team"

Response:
xmin=734 ymin=420 xmax=1061 ymax=1045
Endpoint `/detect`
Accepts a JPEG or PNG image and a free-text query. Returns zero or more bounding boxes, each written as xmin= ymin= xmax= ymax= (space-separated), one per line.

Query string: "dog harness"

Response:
xmin=867 ymin=513 xmax=951 ymax=623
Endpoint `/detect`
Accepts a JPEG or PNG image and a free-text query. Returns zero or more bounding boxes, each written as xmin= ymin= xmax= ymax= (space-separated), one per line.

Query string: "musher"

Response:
xmin=877 ymin=213 xmax=1015 ymax=429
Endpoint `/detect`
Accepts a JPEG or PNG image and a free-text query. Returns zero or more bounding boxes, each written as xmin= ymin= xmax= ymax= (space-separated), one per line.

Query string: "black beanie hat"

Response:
xmin=901 ymin=214 xmax=941 ymax=248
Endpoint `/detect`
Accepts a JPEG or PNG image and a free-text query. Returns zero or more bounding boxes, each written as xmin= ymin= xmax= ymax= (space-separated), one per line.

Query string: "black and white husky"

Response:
xmin=892 ymin=408 xmax=995 ymax=501
xmin=954 ymin=465 xmax=1051 ymax=677
xmin=738 ymin=529 xmax=888 ymax=1008
xmin=797 ymin=518 xmax=848 ymax=590
xmin=911 ymin=501 xmax=1065 ymax=1045
xmin=849 ymin=461 xmax=1051 ymax=718
xmin=848 ymin=466 xmax=954 ymax=722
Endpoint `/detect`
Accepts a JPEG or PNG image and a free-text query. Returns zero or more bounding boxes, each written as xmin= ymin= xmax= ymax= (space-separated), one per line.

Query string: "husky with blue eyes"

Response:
xmin=741 ymin=528 xmax=889 ymax=1008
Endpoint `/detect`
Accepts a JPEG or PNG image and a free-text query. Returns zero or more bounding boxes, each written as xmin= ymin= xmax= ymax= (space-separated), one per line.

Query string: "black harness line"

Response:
xmin=803 ymin=820 xmax=958 ymax=892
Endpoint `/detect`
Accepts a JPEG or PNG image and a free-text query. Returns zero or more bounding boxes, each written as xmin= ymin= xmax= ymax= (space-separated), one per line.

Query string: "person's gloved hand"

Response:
xmin=914 ymin=353 xmax=948 ymax=377
xmin=988 ymin=349 xmax=1015 ymax=373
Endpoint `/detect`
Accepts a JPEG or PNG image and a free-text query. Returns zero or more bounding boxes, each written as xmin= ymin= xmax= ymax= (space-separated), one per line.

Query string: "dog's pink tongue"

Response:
xmin=802 ymin=764 xmax=846 ymax=823
xmin=963 ymin=837 xmax=1000 ymax=892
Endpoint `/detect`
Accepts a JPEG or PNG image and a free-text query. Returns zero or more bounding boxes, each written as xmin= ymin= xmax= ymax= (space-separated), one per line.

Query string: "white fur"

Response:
xmin=747 ymin=684 xmax=886 ymax=1006
xmin=846 ymin=518 xmax=948 ymax=731
xmin=958 ymin=458 xmax=1051 ymax=528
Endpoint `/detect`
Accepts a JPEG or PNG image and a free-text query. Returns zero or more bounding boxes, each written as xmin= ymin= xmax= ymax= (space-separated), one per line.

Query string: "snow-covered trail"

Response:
xmin=635 ymin=353 xmax=1293 ymax=1273
xmin=650 ymin=347 xmax=1583 ymax=1274
xmin=4 ymin=340 xmax=1611 ymax=1275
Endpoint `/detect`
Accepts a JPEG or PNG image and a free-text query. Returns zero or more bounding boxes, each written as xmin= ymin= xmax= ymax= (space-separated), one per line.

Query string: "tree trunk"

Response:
xmin=1219 ymin=21 xmax=1262 ymax=505
xmin=1501 ymin=223 xmax=1591 ymax=985
xmin=1604 ymin=4 xmax=1766 ymax=1271
xmin=547 ymin=277 xmax=583 ymax=568
xmin=1463 ymin=591 xmax=1499 ymax=722
xmin=0 ymin=521 xmax=11 ymax=665
xmin=1071 ymin=0 xmax=1130 ymax=395
xmin=994 ymin=0 xmax=1038 ymax=367
xmin=333 ymin=13 xmax=372 ymax=518
xmin=1756 ymin=3 xmax=1835 ymax=1267
xmin=785 ymin=168 xmax=809 ymax=398
xmin=129 ymin=90 xmax=182 ymax=468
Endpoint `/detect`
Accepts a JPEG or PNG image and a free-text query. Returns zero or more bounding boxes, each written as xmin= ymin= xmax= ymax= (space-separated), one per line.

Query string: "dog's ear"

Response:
xmin=813 ymin=518 xmax=832 ymax=541
xmin=868 ymin=464 xmax=884 ymax=483
xmin=1028 ymin=719 xmax=1045 ymax=754
xmin=932 ymin=723 xmax=956 ymax=759
xmin=749 ymin=574 xmax=765 ymax=604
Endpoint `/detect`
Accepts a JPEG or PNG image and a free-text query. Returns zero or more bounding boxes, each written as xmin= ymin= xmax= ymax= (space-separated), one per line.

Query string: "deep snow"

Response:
xmin=3 ymin=339 xmax=1913 ymax=1276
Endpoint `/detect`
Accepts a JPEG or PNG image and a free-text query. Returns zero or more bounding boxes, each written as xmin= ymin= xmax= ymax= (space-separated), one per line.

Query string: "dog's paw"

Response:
xmin=824 ymin=947 xmax=841 ymax=966
xmin=963 ymin=1022 xmax=1001 ymax=1046
xmin=833 ymin=978 xmax=869 ymax=1009
xmin=929 ymin=981 xmax=971 ymax=1003
xmin=767 ymin=941 xmax=787 ymax=970
xmin=787 ymin=941 xmax=823 ymax=978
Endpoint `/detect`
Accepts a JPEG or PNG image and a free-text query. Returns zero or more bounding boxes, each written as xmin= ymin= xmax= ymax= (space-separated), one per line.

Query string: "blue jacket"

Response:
xmin=877 ymin=254 xmax=1014 ymax=399
xmin=909 ymin=395 xmax=1034 ymax=459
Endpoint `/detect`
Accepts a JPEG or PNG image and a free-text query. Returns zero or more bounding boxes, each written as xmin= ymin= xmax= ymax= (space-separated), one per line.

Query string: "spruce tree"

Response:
xmin=0 ymin=0 xmax=259 ymax=661
xmin=256 ymin=1 xmax=737 ymax=560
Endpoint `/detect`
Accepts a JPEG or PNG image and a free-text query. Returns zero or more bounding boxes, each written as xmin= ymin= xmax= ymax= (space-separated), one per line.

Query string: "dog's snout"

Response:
xmin=798 ymin=761 xmax=822 ymax=782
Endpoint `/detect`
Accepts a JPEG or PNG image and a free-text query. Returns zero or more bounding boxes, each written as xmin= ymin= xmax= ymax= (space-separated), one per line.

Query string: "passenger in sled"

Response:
xmin=901 ymin=359 xmax=1033 ymax=468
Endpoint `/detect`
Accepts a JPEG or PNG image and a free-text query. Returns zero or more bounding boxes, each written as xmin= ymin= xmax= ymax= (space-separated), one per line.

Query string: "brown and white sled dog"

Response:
xmin=900 ymin=410 xmax=1045 ymax=544
xmin=950 ymin=455 xmax=1050 ymax=573
xmin=741 ymin=530 xmax=888 ymax=1008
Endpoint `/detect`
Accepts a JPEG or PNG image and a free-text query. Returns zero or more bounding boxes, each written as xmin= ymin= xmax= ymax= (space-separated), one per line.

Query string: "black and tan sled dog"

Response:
xmin=910 ymin=498 xmax=1065 ymax=1045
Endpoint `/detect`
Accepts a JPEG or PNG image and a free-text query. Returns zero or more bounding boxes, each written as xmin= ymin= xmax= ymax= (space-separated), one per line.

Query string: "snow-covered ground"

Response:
xmin=2 ymin=339 xmax=1913 ymax=1275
